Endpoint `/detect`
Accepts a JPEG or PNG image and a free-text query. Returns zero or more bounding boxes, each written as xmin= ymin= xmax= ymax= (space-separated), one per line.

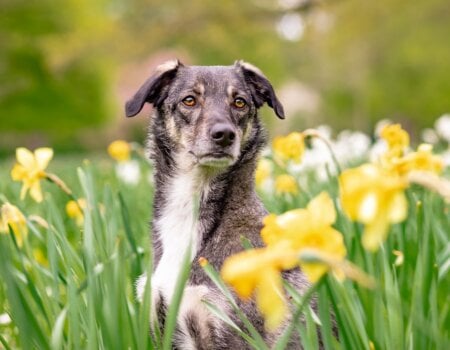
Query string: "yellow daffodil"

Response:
xmin=222 ymin=192 xmax=347 ymax=329
xmin=0 ymin=203 xmax=28 ymax=246
xmin=261 ymin=192 xmax=346 ymax=282
xmin=339 ymin=164 xmax=408 ymax=251
xmin=221 ymin=241 xmax=298 ymax=330
xmin=255 ymin=158 xmax=273 ymax=188
xmin=66 ymin=199 xmax=86 ymax=226
xmin=393 ymin=250 xmax=404 ymax=266
xmin=272 ymin=132 xmax=305 ymax=164
xmin=380 ymin=123 xmax=409 ymax=158
xmin=391 ymin=143 xmax=444 ymax=176
xmin=275 ymin=174 xmax=298 ymax=195
xmin=108 ymin=140 xmax=131 ymax=162
xmin=11 ymin=147 xmax=53 ymax=202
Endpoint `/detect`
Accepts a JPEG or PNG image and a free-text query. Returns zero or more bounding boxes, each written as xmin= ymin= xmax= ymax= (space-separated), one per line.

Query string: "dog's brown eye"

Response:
xmin=233 ymin=98 xmax=246 ymax=109
xmin=182 ymin=96 xmax=196 ymax=107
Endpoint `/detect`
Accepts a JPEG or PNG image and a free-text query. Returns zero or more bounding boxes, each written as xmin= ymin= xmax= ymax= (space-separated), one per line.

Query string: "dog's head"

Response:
xmin=126 ymin=60 xmax=284 ymax=169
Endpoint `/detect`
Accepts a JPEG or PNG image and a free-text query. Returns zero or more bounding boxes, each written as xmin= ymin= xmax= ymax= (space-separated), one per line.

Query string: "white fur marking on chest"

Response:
xmin=152 ymin=169 xmax=207 ymax=302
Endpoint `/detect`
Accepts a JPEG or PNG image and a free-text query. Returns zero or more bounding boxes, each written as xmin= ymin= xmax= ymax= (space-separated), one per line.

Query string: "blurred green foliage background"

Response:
xmin=1 ymin=0 xmax=449 ymax=153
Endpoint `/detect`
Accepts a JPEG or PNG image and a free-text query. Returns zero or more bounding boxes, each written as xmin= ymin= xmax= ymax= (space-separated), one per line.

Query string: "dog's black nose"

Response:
xmin=210 ymin=124 xmax=236 ymax=147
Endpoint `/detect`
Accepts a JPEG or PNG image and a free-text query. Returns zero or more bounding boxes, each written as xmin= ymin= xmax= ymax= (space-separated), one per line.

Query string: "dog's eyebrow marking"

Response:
xmin=227 ymin=85 xmax=235 ymax=98
xmin=227 ymin=85 xmax=248 ymax=100
xmin=193 ymin=83 xmax=205 ymax=95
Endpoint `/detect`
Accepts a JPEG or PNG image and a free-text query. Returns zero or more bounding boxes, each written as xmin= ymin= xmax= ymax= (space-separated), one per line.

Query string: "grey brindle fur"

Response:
xmin=126 ymin=60 xmax=312 ymax=349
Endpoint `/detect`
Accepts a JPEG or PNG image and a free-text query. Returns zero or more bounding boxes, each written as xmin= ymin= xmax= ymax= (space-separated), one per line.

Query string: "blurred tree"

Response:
xmin=0 ymin=0 xmax=449 ymax=152
xmin=289 ymin=0 xmax=450 ymax=134
xmin=0 ymin=0 xmax=116 ymax=151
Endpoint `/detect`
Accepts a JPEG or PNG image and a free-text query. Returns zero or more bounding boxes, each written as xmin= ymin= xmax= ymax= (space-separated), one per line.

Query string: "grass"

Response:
xmin=0 ymin=145 xmax=449 ymax=349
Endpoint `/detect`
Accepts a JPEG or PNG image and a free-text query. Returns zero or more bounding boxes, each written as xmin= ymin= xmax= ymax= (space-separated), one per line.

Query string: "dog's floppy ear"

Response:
xmin=125 ymin=60 xmax=183 ymax=117
xmin=235 ymin=60 xmax=285 ymax=119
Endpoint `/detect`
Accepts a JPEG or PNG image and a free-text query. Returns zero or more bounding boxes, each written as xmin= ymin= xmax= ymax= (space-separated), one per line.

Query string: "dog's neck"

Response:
xmin=149 ymin=116 xmax=265 ymax=301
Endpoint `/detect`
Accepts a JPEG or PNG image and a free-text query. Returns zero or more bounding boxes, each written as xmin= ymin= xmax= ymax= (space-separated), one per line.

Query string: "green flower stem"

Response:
xmin=303 ymin=129 xmax=343 ymax=176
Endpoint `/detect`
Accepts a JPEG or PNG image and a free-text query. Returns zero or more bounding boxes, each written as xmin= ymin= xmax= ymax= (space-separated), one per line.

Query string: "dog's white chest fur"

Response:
xmin=137 ymin=168 xmax=207 ymax=303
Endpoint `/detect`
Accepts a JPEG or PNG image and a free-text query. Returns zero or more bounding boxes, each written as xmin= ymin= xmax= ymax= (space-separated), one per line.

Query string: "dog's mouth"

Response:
xmin=191 ymin=151 xmax=235 ymax=167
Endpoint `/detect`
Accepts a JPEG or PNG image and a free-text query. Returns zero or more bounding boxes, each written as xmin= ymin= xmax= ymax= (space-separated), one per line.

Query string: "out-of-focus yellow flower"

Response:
xmin=108 ymin=140 xmax=131 ymax=162
xmin=393 ymin=250 xmax=404 ymax=266
xmin=66 ymin=199 xmax=86 ymax=226
xmin=391 ymin=144 xmax=444 ymax=176
xmin=222 ymin=192 xmax=347 ymax=329
xmin=339 ymin=164 xmax=408 ymax=252
xmin=33 ymin=249 xmax=49 ymax=267
xmin=221 ymin=241 xmax=298 ymax=330
xmin=261 ymin=192 xmax=337 ymax=247
xmin=255 ymin=158 xmax=272 ymax=187
xmin=261 ymin=192 xmax=346 ymax=282
xmin=11 ymin=147 xmax=53 ymax=202
xmin=380 ymin=123 xmax=409 ymax=158
xmin=275 ymin=174 xmax=298 ymax=195
xmin=0 ymin=203 xmax=28 ymax=246
xmin=272 ymin=132 xmax=305 ymax=164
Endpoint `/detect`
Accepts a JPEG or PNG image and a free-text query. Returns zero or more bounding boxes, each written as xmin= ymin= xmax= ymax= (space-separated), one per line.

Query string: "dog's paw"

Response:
xmin=179 ymin=285 xmax=211 ymax=322
xmin=174 ymin=285 xmax=220 ymax=349
xmin=136 ymin=276 xmax=229 ymax=347
xmin=175 ymin=285 xmax=234 ymax=349
xmin=136 ymin=273 xmax=167 ymax=330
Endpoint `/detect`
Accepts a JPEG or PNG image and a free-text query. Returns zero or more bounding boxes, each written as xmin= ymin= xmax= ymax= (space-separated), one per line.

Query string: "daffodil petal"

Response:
xmin=256 ymin=269 xmax=286 ymax=330
xmin=16 ymin=147 xmax=35 ymax=168
xmin=362 ymin=216 xmax=390 ymax=252
xmin=276 ymin=209 xmax=305 ymax=229
xmin=29 ymin=181 xmax=43 ymax=203
xmin=221 ymin=252 xmax=258 ymax=299
xmin=300 ymin=262 xmax=328 ymax=283
xmin=20 ymin=183 xmax=29 ymax=200
xmin=11 ymin=164 xmax=27 ymax=181
xmin=34 ymin=148 xmax=53 ymax=170
xmin=261 ymin=214 xmax=284 ymax=246
xmin=358 ymin=192 xmax=378 ymax=223
xmin=307 ymin=192 xmax=336 ymax=226
xmin=388 ymin=192 xmax=408 ymax=223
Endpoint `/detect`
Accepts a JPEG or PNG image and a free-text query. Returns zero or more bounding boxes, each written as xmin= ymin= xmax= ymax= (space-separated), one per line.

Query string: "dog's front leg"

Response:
xmin=136 ymin=273 xmax=169 ymax=337
xmin=137 ymin=277 xmax=246 ymax=349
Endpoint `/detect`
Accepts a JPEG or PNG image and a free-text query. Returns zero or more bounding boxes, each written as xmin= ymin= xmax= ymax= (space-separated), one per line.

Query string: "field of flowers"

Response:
xmin=0 ymin=117 xmax=449 ymax=349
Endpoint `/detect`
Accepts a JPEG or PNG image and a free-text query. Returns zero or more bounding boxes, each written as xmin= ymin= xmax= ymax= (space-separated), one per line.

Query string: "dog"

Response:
xmin=126 ymin=60 xmax=311 ymax=349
